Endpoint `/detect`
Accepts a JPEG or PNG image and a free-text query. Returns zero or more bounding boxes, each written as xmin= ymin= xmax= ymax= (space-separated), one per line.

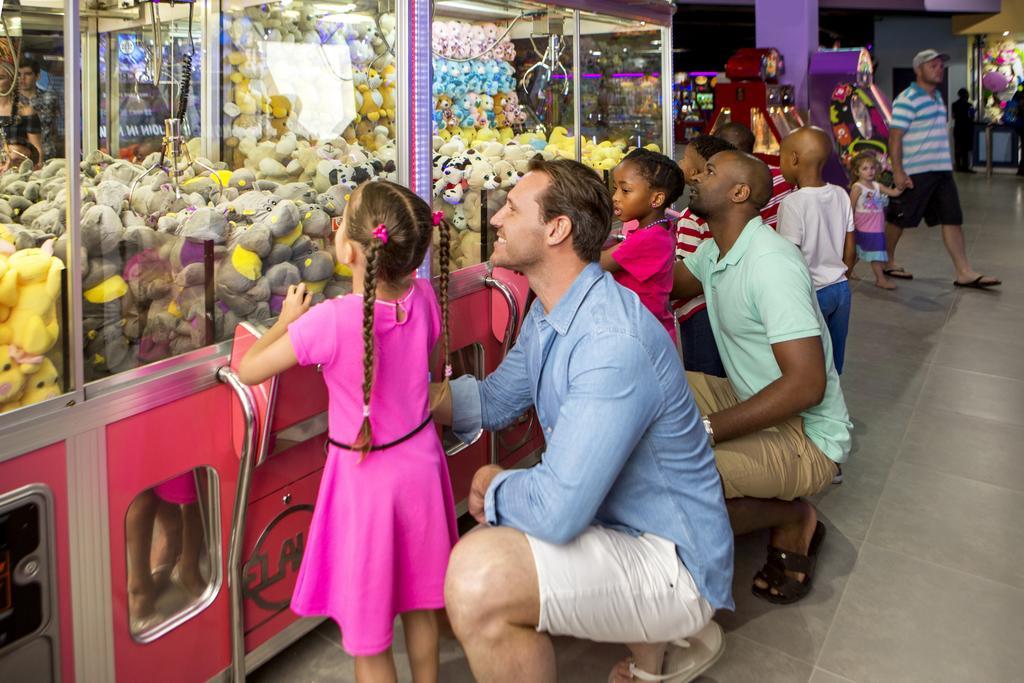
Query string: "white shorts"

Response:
xmin=526 ymin=526 xmax=714 ymax=644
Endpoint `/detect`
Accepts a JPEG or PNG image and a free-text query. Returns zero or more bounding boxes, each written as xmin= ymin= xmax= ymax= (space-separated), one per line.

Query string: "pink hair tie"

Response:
xmin=363 ymin=404 xmax=371 ymax=417
xmin=432 ymin=211 xmax=444 ymax=226
xmin=372 ymin=223 xmax=389 ymax=243
xmin=444 ymin=364 xmax=453 ymax=378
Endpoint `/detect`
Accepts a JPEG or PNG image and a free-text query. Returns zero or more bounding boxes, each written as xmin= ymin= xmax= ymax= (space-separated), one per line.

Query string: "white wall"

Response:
xmin=873 ymin=15 xmax=969 ymax=111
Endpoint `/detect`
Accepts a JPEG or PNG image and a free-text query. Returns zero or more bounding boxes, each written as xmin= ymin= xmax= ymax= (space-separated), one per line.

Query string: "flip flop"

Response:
xmin=954 ymin=275 xmax=1001 ymax=289
xmin=883 ymin=268 xmax=914 ymax=280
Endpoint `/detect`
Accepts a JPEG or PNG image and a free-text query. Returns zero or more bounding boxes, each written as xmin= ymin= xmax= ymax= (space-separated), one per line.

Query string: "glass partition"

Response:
xmin=47 ymin=0 xmax=401 ymax=385
xmin=1 ymin=1 xmax=73 ymax=413
xmin=125 ymin=467 xmax=221 ymax=642
xmin=579 ymin=15 xmax=665 ymax=154
xmin=430 ymin=1 xmax=575 ymax=272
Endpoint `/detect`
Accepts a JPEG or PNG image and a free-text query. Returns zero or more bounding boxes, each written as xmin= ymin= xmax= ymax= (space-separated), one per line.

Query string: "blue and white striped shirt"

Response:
xmin=891 ymin=82 xmax=953 ymax=175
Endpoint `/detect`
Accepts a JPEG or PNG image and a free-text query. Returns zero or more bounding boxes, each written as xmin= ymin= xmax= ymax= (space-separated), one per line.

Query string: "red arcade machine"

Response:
xmin=708 ymin=47 xmax=805 ymax=164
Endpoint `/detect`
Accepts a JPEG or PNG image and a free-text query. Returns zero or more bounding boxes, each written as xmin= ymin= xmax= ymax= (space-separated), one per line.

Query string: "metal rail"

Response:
xmin=217 ymin=367 xmax=260 ymax=683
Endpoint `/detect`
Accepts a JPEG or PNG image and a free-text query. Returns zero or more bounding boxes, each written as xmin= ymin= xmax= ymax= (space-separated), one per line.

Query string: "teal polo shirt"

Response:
xmin=684 ymin=217 xmax=852 ymax=463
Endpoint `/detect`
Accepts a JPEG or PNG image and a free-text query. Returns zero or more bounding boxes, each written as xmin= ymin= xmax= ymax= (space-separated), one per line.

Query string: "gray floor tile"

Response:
xmin=808 ymin=669 xmax=857 ymax=683
xmin=694 ymin=633 xmax=814 ymax=683
xmin=933 ymin=330 xmax=1024 ymax=381
xmin=838 ymin=355 xmax=930 ymax=405
xmin=867 ymin=461 xmax=1024 ymax=589
xmin=716 ymin=527 xmax=858 ymax=664
xmin=250 ymin=623 xmax=355 ymax=682
xmin=817 ymin=544 xmax=1024 ymax=683
xmin=943 ymin=296 xmax=1024 ymax=346
xmin=810 ymin=444 xmax=894 ymax=543
xmin=899 ymin=406 xmax=1024 ymax=492
xmin=918 ymin=365 xmax=1024 ymax=427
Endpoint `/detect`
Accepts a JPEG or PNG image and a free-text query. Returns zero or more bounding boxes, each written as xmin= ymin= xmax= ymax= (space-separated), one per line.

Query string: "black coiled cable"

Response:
xmin=175 ymin=2 xmax=196 ymax=124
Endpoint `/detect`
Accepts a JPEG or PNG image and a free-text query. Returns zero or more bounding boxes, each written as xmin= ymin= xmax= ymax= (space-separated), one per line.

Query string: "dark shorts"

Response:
xmin=885 ymin=171 xmax=964 ymax=228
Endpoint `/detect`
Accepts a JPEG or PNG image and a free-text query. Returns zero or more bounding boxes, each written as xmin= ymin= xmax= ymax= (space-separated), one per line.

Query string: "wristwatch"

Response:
xmin=701 ymin=415 xmax=716 ymax=447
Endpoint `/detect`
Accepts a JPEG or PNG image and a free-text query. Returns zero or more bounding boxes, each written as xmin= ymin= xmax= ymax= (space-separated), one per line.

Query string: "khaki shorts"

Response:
xmin=686 ymin=372 xmax=838 ymax=500
xmin=527 ymin=526 xmax=713 ymax=644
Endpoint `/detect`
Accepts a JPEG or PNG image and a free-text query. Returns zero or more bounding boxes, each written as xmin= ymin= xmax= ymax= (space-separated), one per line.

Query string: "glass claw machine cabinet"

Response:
xmin=427 ymin=0 xmax=674 ymax=468
xmin=709 ymin=47 xmax=804 ymax=164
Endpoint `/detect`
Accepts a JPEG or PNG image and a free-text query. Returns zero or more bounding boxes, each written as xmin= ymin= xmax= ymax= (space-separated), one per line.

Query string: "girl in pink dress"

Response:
xmin=239 ymin=181 xmax=458 ymax=682
xmin=849 ymin=152 xmax=903 ymax=290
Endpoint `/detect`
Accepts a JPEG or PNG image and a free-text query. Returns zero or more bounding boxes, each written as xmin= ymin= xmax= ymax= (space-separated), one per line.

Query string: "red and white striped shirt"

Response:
xmin=761 ymin=165 xmax=794 ymax=229
xmin=673 ymin=208 xmax=711 ymax=321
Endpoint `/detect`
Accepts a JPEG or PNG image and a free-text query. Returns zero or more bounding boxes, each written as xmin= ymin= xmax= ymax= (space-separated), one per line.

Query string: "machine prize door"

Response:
xmin=0 ymin=486 xmax=60 ymax=683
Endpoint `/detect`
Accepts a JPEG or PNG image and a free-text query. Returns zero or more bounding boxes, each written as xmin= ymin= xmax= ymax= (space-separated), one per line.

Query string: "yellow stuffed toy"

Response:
xmin=0 ymin=239 xmax=65 ymax=360
xmin=8 ymin=357 xmax=61 ymax=410
xmin=0 ymin=344 xmax=27 ymax=406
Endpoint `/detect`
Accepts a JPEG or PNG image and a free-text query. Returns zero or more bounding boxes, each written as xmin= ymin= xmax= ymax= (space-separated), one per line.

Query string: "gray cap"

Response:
xmin=913 ymin=49 xmax=950 ymax=68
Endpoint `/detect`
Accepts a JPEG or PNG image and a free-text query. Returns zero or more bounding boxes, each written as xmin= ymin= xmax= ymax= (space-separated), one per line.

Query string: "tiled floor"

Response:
xmin=249 ymin=172 xmax=1024 ymax=682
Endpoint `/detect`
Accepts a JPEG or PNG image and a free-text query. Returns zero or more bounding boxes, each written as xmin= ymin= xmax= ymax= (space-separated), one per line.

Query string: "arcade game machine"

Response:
xmin=673 ymin=72 xmax=717 ymax=141
xmin=708 ymin=47 xmax=804 ymax=164
xmin=0 ymin=0 xmax=675 ymax=681
xmin=809 ymin=47 xmax=894 ymax=187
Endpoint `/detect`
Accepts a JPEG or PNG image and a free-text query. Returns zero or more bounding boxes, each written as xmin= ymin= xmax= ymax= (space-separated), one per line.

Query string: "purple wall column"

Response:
xmin=756 ymin=0 xmax=819 ymax=109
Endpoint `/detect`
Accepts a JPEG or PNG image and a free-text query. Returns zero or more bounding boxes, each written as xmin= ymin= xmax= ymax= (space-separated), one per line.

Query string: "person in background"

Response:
xmin=716 ymin=121 xmax=794 ymax=228
xmin=777 ymin=127 xmax=855 ymax=374
xmin=951 ymin=88 xmax=975 ymax=174
xmin=885 ymin=49 xmax=1000 ymax=288
xmin=0 ymin=63 xmax=43 ymax=171
xmin=18 ymin=59 xmax=60 ymax=161
xmin=849 ymin=151 xmax=903 ymax=290
xmin=601 ymin=148 xmax=686 ymax=343
xmin=675 ymin=134 xmax=736 ymax=376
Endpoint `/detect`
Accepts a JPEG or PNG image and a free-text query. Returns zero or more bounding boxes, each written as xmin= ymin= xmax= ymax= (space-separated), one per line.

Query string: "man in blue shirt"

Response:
xmin=435 ymin=158 xmax=734 ymax=683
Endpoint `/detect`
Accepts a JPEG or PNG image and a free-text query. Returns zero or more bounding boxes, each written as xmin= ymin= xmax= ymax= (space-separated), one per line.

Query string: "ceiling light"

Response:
xmin=436 ymin=1 xmax=517 ymax=17
xmin=1003 ymin=30 xmax=1011 ymax=36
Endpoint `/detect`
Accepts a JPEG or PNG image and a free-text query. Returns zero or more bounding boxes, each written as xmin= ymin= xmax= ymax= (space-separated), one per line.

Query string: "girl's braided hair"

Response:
xmin=343 ymin=181 xmax=451 ymax=455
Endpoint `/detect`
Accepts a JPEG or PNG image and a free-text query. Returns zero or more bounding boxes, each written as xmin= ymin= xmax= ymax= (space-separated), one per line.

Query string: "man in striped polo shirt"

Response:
xmin=885 ymin=49 xmax=1000 ymax=288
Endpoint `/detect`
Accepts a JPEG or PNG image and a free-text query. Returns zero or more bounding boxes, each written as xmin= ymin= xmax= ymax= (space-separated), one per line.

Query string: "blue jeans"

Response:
xmin=815 ymin=281 xmax=851 ymax=374
xmin=679 ymin=308 xmax=726 ymax=378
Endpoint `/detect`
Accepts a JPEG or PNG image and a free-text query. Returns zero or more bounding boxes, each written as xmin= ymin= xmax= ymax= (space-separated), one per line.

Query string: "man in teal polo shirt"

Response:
xmin=672 ymin=150 xmax=852 ymax=605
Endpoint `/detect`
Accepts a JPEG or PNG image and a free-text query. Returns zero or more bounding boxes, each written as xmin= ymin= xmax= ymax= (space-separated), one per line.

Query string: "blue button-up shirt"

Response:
xmin=451 ymin=263 xmax=734 ymax=611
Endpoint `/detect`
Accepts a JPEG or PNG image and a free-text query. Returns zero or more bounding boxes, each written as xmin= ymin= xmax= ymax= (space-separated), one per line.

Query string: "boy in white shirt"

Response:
xmin=777 ymin=127 xmax=855 ymax=374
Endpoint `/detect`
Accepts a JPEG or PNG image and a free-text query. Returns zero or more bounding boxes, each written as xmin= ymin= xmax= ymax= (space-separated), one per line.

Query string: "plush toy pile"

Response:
xmin=0 ymin=150 xmax=356 ymax=386
xmin=0 ymin=227 xmax=65 ymax=413
xmin=222 ymin=2 xmax=398 ymax=177
xmin=429 ymin=127 xmax=657 ymax=272
xmin=432 ymin=20 xmax=526 ymax=132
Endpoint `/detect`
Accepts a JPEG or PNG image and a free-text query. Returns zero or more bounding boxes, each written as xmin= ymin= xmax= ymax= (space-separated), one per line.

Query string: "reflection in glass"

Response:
xmin=125 ymin=467 xmax=219 ymax=641
xmin=0 ymin=1 xmax=71 ymax=413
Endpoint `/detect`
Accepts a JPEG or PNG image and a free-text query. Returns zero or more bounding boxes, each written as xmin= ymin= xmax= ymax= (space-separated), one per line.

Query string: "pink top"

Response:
xmin=288 ymin=278 xmax=438 ymax=444
xmin=612 ymin=224 xmax=677 ymax=341
xmin=285 ymin=277 xmax=458 ymax=656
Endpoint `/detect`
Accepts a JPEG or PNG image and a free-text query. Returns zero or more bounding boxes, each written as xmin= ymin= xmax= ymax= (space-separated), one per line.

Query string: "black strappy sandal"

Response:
xmin=751 ymin=522 xmax=826 ymax=605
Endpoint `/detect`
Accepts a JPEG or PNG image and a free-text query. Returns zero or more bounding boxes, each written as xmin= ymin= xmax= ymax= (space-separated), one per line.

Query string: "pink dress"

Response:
xmin=287 ymin=278 xmax=458 ymax=656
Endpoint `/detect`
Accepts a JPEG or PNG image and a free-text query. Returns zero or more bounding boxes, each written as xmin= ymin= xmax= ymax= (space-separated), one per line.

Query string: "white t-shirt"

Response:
xmin=776 ymin=184 xmax=855 ymax=291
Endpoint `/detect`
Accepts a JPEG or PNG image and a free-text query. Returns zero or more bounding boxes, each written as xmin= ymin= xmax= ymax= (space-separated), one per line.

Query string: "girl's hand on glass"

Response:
xmin=279 ymin=283 xmax=313 ymax=327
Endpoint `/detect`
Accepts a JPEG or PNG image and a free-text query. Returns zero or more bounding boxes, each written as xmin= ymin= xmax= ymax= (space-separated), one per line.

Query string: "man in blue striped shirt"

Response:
xmin=884 ymin=49 xmax=1001 ymax=288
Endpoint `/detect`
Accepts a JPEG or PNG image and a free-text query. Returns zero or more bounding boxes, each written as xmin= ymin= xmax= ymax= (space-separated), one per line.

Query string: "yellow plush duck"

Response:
xmin=0 ymin=343 xmax=27 ymax=408
xmin=0 ymin=239 xmax=66 ymax=362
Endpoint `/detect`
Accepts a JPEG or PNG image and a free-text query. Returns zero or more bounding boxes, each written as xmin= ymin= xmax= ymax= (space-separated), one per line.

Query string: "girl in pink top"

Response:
xmin=239 ymin=181 xmax=458 ymax=681
xmin=600 ymin=148 xmax=685 ymax=342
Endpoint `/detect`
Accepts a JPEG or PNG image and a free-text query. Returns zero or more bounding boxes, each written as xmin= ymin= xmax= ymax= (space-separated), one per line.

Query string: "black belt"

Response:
xmin=327 ymin=415 xmax=433 ymax=452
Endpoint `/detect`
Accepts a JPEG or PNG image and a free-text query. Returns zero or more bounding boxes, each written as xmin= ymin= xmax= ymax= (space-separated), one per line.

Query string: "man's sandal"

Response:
xmin=751 ymin=522 xmax=826 ymax=605
xmin=624 ymin=621 xmax=725 ymax=682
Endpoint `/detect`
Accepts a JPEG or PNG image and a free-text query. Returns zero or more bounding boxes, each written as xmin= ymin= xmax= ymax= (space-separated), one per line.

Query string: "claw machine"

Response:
xmin=0 ymin=0 xmax=675 ymax=680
